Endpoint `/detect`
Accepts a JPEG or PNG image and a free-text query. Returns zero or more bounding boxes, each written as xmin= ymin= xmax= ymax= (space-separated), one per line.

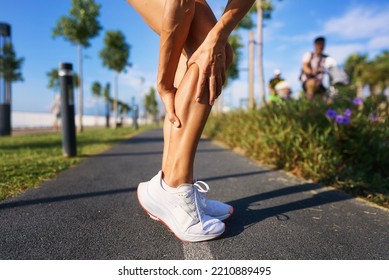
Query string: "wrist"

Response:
xmin=157 ymin=79 xmax=176 ymax=94
xmin=204 ymin=29 xmax=228 ymax=53
xmin=206 ymin=17 xmax=231 ymax=46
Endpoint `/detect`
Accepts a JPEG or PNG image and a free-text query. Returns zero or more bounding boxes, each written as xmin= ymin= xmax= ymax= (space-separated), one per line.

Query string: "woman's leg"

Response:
xmin=161 ymin=54 xmax=188 ymax=175
xmin=161 ymin=2 xmax=233 ymax=186
xmin=127 ymin=0 xmax=233 ymax=186
xmin=132 ymin=0 xmax=234 ymax=242
xmin=162 ymin=60 xmax=212 ymax=186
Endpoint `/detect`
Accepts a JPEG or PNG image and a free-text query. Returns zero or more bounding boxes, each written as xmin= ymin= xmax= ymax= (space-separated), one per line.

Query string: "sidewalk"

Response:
xmin=12 ymin=127 xmax=56 ymax=135
xmin=11 ymin=126 xmax=105 ymax=136
xmin=0 ymin=129 xmax=388 ymax=259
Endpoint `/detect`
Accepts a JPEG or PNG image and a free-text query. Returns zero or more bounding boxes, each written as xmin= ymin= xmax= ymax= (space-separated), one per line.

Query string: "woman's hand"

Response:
xmin=187 ymin=37 xmax=227 ymax=106
xmin=157 ymin=84 xmax=181 ymax=128
xmin=156 ymin=0 xmax=195 ymax=128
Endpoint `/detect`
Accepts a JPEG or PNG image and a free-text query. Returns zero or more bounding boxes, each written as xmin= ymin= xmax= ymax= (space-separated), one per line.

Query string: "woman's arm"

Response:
xmin=214 ymin=0 xmax=257 ymax=45
xmin=188 ymin=0 xmax=256 ymax=104
xmin=157 ymin=0 xmax=256 ymax=113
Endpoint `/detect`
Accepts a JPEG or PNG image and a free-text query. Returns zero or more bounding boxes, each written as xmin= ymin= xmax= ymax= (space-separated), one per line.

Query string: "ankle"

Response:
xmin=162 ymin=170 xmax=193 ymax=188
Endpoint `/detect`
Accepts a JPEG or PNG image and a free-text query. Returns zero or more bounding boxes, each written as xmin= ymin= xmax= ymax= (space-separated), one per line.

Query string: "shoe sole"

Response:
xmin=137 ymin=182 xmax=225 ymax=242
xmin=151 ymin=204 xmax=233 ymax=222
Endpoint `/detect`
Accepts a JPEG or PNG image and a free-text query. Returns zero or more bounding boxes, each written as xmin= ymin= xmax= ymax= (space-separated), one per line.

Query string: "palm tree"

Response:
xmin=343 ymin=50 xmax=389 ymax=101
xmin=235 ymin=5 xmax=257 ymax=109
xmin=99 ymin=30 xmax=131 ymax=128
xmin=47 ymin=68 xmax=79 ymax=94
xmin=118 ymin=101 xmax=130 ymax=126
xmin=144 ymin=87 xmax=159 ymax=124
xmin=255 ymin=0 xmax=276 ymax=105
xmin=225 ymin=35 xmax=244 ymax=88
xmin=120 ymin=103 xmax=130 ymax=115
xmin=241 ymin=1 xmax=279 ymax=106
xmin=91 ymin=81 xmax=102 ymax=126
xmin=371 ymin=51 xmax=389 ymax=95
xmin=0 ymin=41 xmax=23 ymax=136
xmin=46 ymin=69 xmax=61 ymax=94
xmin=52 ymin=0 xmax=102 ymax=132
xmin=344 ymin=53 xmax=368 ymax=98
xmin=0 ymin=42 xmax=24 ymax=104
xmin=213 ymin=33 xmax=244 ymax=114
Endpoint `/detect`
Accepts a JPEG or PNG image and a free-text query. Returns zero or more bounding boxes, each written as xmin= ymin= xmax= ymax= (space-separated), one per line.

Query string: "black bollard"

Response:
xmin=0 ymin=22 xmax=12 ymax=136
xmin=59 ymin=63 xmax=77 ymax=157
xmin=0 ymin=104 xmax=11 ymax=136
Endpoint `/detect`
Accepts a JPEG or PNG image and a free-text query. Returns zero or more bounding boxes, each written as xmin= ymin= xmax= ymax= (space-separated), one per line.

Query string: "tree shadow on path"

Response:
xmin=222 ymin=183 xmax=352 ymax=239
xmin=0 ymin=187 xmax=136 ymax=210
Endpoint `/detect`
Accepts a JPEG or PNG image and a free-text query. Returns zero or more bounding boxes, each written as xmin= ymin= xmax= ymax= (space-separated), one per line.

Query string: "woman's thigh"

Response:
xmin=126 ymin=0 xmax=219 ymax=56
xmin=126 ymin=0 xmax=165 ymax=34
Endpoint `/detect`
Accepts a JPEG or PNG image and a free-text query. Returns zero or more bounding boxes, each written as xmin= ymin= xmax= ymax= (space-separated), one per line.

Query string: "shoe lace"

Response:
xmin=178 ymin=181 xmax=210 ymax=226
xmin=179 ymin=188 xmax=202 ymax=224
xmin=178 ymin=181 xmax=209 ymax=221
xmin=193 ymin=180 xmax=210 ymax=209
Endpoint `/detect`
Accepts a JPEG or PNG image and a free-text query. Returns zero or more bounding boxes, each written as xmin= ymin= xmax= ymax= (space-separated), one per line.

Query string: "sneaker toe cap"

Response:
xmin=202 ymin=217 xmax=225 ymax=234
xmin=206 ymin=200 xmax=233 ymax=219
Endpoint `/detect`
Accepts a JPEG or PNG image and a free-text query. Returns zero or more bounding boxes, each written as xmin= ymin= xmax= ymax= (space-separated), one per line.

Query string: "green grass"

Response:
xmin=0 ymin=126 xmax=152 ymax=201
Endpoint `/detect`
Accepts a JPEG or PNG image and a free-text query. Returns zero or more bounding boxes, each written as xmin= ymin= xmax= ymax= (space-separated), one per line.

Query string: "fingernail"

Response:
xmin=196 ymin=98 xmax=200 ymax=103
xmin=173 ymin=121 xmax=179 ymax=128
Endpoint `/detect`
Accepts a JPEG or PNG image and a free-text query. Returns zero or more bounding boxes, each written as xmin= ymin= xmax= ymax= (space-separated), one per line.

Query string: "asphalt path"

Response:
xmin=0 ymin=129 xmax=388 ymax=260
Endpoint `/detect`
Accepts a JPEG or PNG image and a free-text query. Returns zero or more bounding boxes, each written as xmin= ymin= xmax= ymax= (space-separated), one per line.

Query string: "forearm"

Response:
xmin=207 ymin=0 xmax=256 ymax=45
xmin=302 ymin=63 xmax=312 ymax=75
xmin=157 ymin=0 xmax=194 ymax=92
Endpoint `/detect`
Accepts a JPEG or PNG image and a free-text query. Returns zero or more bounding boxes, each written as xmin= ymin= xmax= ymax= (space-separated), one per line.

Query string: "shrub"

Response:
xmin=205 ymin=94 xmax=389 ymax=207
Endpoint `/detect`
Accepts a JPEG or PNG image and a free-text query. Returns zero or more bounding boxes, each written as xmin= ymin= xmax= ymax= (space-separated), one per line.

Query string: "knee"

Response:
xmin=306 ymin=79 xmax=315 ymax=88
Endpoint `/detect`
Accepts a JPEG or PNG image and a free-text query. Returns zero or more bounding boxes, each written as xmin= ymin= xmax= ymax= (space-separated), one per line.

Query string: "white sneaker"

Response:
xmin=193 ymin=180 xmax=234 ymax=221
xmin=137 ymin=171 xmax=225 ymax=242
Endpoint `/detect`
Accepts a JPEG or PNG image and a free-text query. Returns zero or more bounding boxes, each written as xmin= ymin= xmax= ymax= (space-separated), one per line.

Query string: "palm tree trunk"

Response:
xmin=78 ymin=44 xmax=84 ymax=132
xmin=5 ymin=80 xmax=11 ymax=104
xmin=94 ymin=97 xmax=98 ymax=127
xmin=105 ymin=100 xmax=110 ymax=128
xmin=357 ymin=80 xmax=363 ymax=98
xmin=0 ymin=78 xmax=3 ymax=104
xmin=256 ymin=0 xmax=266 ymax=106
xmin=114 ymin=71 xmax=118 ymax=128
xmin=249 ymin=31 xmax=255 ymax=109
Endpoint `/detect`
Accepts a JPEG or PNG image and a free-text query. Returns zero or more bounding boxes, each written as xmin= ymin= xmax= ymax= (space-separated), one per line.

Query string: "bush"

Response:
xmin=204 ymin=94 xmax=389 ymax=207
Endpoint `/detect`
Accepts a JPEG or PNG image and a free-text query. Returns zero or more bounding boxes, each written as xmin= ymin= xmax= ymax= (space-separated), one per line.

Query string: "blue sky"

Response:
xmin=1 ymin=0 xmax=389 ymax=114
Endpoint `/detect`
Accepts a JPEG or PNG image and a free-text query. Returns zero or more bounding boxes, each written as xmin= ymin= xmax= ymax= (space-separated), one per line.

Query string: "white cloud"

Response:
xmin=225 ymin=79 xmax=250 ymax=109
xmin=271 ymin=21 xmax=285 ymax=30
xmin=368 ymin=36 xmax=389 ymax=49
xmin=84 ymin=97 xmax=103 ymax=110
xmin=118 ymin=68 xmax=157 ymax=105
xmin=264 ymin=20 xmax=286 ymax=43
xmin=275 ymin=44 xmax=288 ymax=52
xmin=264 ymin=59 xmax=280 ymax=72
xmin=323 ymin=6 xmax=389 ymax=39
xmin=326 ymin=43 xmax=366 ymax=64
xmin=277 ymin=34 xmax=314 ymax=44
xmin=120 ymin=68 xmax=156 ymax=91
